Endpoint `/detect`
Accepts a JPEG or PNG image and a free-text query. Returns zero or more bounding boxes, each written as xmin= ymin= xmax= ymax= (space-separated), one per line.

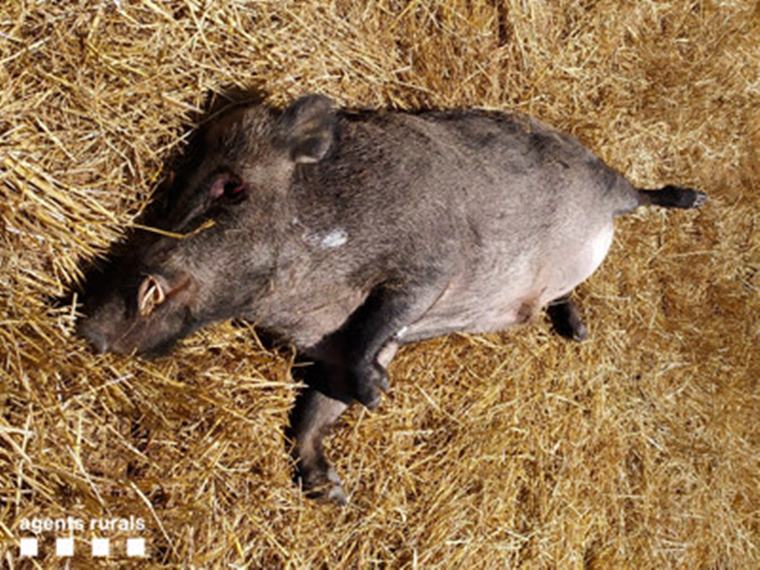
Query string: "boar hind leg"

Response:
xmin=286 ymin=379 xmax=349 ymax=505
xmin=547 ymin=294 xmax=588 ymax=342
xmin=335 ymin=279 xmax=446 ymax=409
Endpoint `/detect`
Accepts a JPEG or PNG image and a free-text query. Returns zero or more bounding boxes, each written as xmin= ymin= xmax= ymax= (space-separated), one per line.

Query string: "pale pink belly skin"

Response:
xmin=401 ymin=222 xmax=615 ymax=341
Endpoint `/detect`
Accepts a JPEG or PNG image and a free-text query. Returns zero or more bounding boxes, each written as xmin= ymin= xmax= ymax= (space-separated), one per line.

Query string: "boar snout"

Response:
xmin=76 ymin=294 xmax=126 ymax=355
xmin=77 ymin=319 xmax=110 ymax=354
xmin=77 ymin=271 xmax=197 ymax=356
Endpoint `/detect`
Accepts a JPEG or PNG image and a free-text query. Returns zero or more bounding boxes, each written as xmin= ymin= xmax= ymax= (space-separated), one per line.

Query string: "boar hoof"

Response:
xmin=547 ymin=297 xmax=588 ymax=342
xmin=351 ymin=362 xmax=388 ymax=410
xmin=552 ymin=317 xmax=588 ymax=342
xmin=571 ymin=322 xmax=588 ymax=342
xmin=302 ymin=467 xmax=348 ymax=506
xmin=324 ymin=482 xmax=348 ymax=506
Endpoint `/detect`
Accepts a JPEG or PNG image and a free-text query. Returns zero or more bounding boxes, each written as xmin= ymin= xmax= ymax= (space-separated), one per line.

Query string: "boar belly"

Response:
xmin=536 ymin=222 xmax=615 ymax=305
xmin=400 ymin=223 xmax=615 ymax=342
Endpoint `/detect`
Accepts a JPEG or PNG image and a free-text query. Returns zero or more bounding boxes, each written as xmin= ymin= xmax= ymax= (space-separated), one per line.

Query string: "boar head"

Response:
xmin=77 ymin=95 xmax=336 ymax=355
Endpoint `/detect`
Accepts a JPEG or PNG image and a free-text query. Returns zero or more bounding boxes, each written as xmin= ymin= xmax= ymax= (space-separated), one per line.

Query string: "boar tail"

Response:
xmin=636 ymin=185 xmax=708 ymax=209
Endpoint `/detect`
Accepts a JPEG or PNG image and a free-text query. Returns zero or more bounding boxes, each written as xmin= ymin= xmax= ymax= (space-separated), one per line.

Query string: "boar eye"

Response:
xmin=209 ymin=174 xmax=246 ymax=201
xmin=223 ymin=180 xmax=245 ymax=197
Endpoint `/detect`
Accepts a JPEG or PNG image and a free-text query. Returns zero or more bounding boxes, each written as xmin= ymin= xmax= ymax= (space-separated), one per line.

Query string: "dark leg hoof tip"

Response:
xmin=356 ymin=383 xmax=382 ymax=410
xmin=325 ymin=484 xmax=348 ymax=506
xmin=303 ymin=468 xmax=348 ymax=506
xmin=572 ymin=322 xmax=589 ymax=342
xmin=307 ymin=482 xmax=347 ymax=506
xmin=353 ymin=364 xmax=387 ymax=410
xmin=692 ymin=191 xmax=708 ymax=208
xmin=547 ymin=297 xmax=587 ymax=343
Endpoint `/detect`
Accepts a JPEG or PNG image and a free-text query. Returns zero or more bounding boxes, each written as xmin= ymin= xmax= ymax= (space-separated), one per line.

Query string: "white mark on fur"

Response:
xmin=395 ymin=326 xmax=408 ymax=340
xmin=320 ymin=228 xmax=348 ymax=248
xmin=302 ymin=227 xmax=348 ymax=249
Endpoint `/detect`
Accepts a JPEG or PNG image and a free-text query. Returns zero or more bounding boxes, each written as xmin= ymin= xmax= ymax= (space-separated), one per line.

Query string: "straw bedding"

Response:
xmin=0 ymin=0 xmax=758 ymax=567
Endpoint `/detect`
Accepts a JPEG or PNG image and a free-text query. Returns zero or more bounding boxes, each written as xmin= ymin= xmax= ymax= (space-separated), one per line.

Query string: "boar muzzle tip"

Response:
xmin=77 ymin=321 xmax=110 ymax=354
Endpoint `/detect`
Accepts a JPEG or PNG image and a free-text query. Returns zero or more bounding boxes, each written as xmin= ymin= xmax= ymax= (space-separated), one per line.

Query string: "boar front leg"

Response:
xmin=286 ymin=374 xmax=349 ymax=505
xmin=332 ymin=278 xmax=446 ymax=409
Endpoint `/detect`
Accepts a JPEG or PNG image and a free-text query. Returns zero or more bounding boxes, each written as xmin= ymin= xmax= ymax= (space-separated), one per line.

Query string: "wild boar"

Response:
xmin=77 ymin=94 xmax=706 ymax=504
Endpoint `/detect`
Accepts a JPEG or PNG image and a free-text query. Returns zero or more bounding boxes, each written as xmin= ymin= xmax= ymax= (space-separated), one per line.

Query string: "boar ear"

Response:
xmin=279 ymin=94 xmax=336 ymax=164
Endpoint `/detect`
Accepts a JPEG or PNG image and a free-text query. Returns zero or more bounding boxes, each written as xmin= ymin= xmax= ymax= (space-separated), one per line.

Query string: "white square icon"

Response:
xmin=19 ymin=537 xmax=38 ymax=557
xmin=91 ymin=537 xmax=110 ymax=557
xmin=56 ymin=537 xmax=74 ymax=557
xmin=126 ymin=537 xmax=145 ymax=557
